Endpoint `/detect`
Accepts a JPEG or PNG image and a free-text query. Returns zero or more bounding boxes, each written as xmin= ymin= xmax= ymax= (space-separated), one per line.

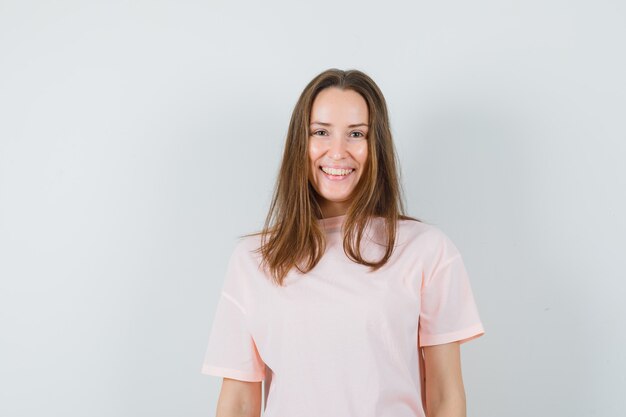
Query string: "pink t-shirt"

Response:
xmin=201 ymin=214 xmax=485 ymax=416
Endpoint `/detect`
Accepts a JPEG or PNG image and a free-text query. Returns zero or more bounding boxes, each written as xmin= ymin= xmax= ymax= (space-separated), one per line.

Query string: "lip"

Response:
xmin=319 ymin=166 xmax=354 ymax=181
xmin=320 ymin=165 xmax=355 ymax=170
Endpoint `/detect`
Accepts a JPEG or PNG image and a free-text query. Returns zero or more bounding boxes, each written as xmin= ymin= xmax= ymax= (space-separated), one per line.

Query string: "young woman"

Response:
xmin=201 ymin=69 xmax=485 ymax=417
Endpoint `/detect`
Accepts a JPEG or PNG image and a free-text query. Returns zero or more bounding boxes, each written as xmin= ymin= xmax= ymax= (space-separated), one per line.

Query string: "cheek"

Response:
xmin=308 ymin=141 xmax=323 ymax=165
xmin=353 ymin=143 xmax=368 ymax=164
xmin=308 ymin=144 xmax=319 ymax=177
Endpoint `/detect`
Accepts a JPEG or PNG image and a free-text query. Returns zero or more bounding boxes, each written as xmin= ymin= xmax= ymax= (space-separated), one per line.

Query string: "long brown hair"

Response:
xmin=242 ymin=68 xmax=421 ymax=286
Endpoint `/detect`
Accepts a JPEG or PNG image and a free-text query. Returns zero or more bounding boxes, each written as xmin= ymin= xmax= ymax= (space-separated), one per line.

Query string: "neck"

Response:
xmin=318 ymin=202 xmax=349 ymax=219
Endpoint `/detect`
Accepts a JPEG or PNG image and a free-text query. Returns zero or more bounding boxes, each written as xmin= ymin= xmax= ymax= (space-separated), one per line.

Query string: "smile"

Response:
xmin=320 ymin=166 xmax=354 ymax=176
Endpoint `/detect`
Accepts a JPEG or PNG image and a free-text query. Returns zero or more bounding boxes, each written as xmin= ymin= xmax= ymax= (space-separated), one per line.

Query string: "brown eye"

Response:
xmin=350 ymin=131 xmax=365 ymax=138
xmin=313 ymin=130 xmax=328 ymax=136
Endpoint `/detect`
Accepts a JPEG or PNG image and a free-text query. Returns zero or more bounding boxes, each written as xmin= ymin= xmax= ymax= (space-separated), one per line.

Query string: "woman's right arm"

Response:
xmin=215 ymin=378 xmax=262 ymax=417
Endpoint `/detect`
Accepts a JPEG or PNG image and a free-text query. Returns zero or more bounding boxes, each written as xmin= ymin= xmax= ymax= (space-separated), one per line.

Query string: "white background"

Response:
xmin=1 ymin=0 xmax=624 ymax=416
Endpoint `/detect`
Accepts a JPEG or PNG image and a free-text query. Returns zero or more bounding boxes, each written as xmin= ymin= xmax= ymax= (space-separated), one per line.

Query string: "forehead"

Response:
xmin=310 ymin=87 xmax=368 ymax=124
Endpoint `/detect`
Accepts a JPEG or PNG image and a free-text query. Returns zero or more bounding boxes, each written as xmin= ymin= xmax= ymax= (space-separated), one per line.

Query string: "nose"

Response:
xmin=328 ymin=136 xmax=347 ymax=159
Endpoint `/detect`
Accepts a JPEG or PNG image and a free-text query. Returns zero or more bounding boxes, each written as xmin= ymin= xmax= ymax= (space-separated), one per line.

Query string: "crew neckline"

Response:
xmin=318 ymin=214 xmax=347 ymax=231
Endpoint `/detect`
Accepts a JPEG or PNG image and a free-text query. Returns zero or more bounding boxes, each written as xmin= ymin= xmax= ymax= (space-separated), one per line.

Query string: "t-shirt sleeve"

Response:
xmin=201 ymin=243 xmax=266 ymax=382
xmin=418 ymin=230 xmax=485 ymax=347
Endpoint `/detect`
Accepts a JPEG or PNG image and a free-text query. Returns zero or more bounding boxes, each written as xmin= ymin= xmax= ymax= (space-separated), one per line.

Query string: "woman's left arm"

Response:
xmin=421 ymin=341 xmax=467 ymax=417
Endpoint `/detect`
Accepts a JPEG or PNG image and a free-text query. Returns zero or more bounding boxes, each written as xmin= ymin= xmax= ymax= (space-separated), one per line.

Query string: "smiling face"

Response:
xmin=308 ymin=87 xmax=369 ymax=218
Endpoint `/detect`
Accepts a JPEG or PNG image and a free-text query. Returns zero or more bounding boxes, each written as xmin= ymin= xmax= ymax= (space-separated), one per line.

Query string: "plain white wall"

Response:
xmin=1 ymin=0 xmax=624 ymax=416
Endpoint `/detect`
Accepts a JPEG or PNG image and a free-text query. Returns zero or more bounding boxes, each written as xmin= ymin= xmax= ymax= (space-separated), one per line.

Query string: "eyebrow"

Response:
xmin=310 ymin=121 xmax=369 ymax=128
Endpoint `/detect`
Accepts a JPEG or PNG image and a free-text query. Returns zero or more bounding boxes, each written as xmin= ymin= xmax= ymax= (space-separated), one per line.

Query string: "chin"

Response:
xmin=320 ymin=193 xmax=353 ymax=202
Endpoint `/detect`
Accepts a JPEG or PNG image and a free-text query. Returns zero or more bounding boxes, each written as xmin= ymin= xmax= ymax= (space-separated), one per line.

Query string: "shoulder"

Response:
xmin=396 ymin=218 xmax=451 ymax=246
xmin=220 ymin=233 xmax=267 ymax=302
xmin=395 ymin=218 xmax=462 ymax=264
xmin=227 ymin=233 xmax=264 ymax=269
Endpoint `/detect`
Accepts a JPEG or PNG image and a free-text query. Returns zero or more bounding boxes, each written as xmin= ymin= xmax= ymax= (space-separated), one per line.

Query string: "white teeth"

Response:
xmin=321 ymin=166 xmax=354 ymax=176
